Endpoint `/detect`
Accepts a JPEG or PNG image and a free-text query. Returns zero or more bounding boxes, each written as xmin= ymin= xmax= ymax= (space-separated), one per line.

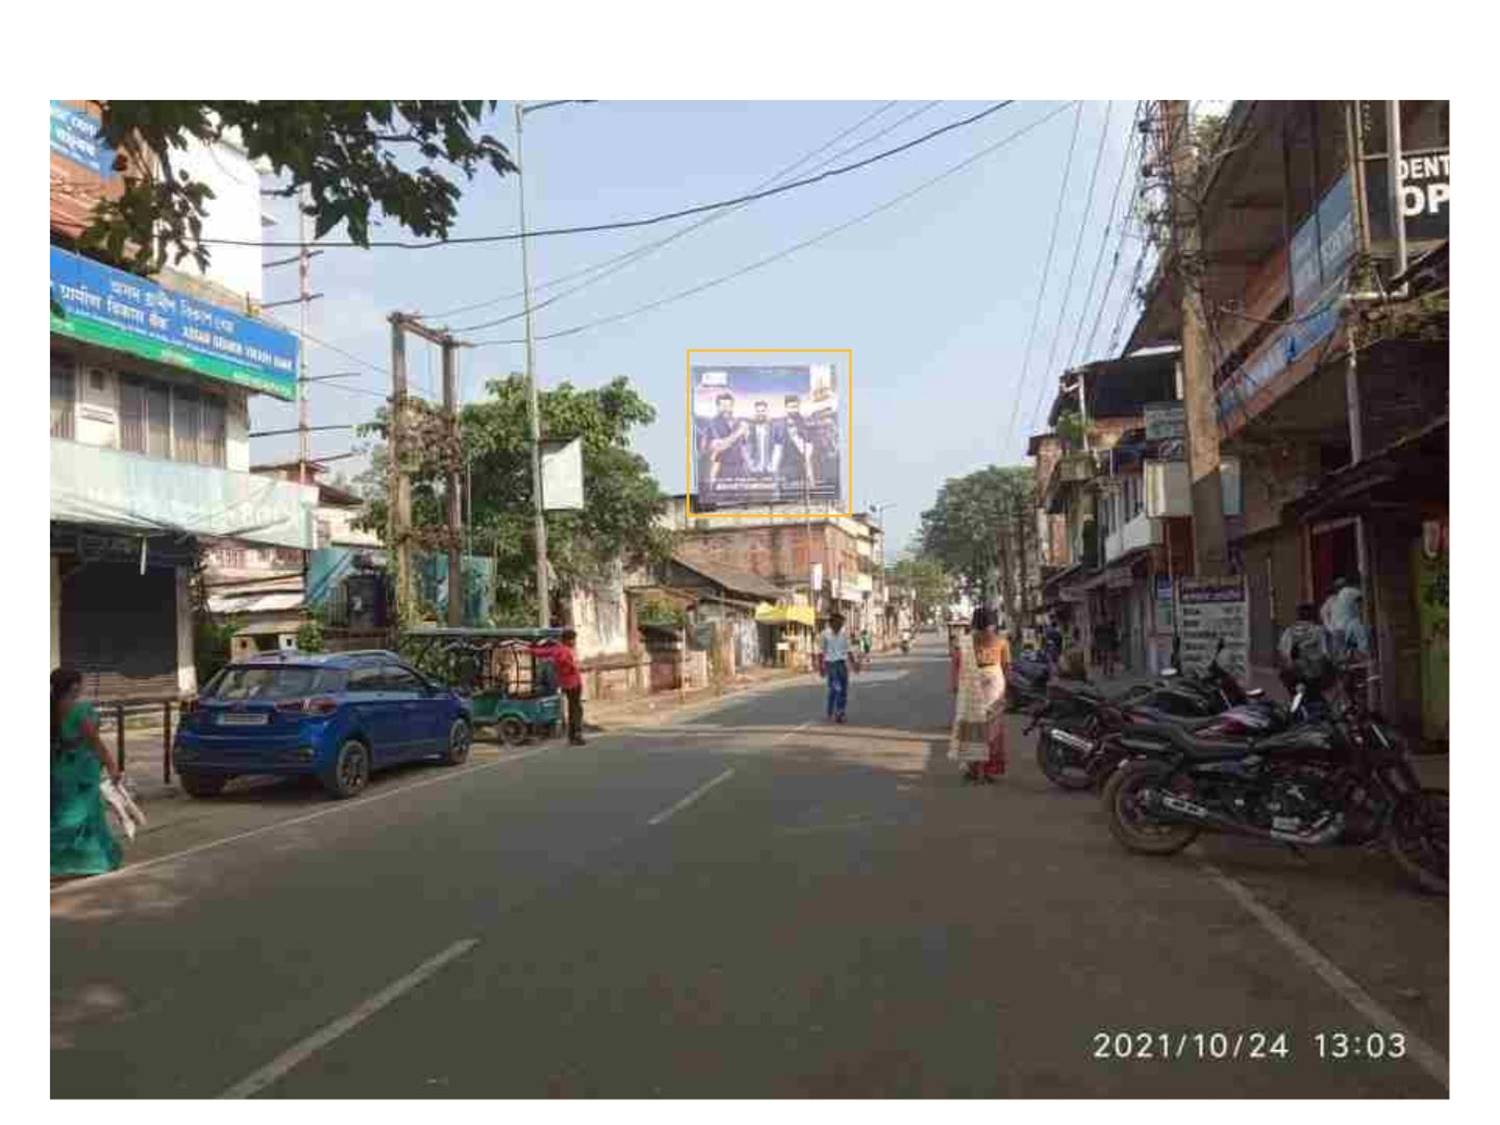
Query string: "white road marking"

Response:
xmin=1196 ymin=858 xmax=1449 ymax=1090
xmin=219 ymin=937 xmax=480 ymax=1099
xmin=52 ymin=746 xmax=555 ymax=898
xmin=847 ymin=670 xmax=910 ymax=684
xmin=647 ymin=768 xmax=737 ymax=826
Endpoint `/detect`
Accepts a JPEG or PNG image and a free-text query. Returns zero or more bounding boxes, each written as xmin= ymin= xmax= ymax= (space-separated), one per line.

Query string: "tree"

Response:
xmin=357 ymin=374 xmax=674 ymax=625
xmin=918 ymin=465 xmax=1038 ymax=631
xmin=80 ymin=101 xmax=517 ymax=273
xmin=886 ymin=556 xmax=951 ymax=626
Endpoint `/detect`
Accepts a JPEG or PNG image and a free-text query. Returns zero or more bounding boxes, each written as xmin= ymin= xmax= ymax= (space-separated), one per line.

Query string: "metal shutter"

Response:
xmin=59 ymin=561 xmax=179 ymax=700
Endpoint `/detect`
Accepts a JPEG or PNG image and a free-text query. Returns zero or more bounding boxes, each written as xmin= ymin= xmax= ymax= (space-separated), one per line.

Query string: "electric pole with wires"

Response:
xmin=1157 ymin=100 xmax=1227 ymax=576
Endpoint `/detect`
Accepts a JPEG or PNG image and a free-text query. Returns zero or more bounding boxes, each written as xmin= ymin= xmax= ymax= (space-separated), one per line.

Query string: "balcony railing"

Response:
xmin=1105 ymin=512 xmax=1163 ymax=563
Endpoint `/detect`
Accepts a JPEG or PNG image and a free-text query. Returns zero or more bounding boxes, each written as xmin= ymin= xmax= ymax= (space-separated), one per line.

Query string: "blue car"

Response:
xmin=173 ymin=650 xmax=473 ymax=800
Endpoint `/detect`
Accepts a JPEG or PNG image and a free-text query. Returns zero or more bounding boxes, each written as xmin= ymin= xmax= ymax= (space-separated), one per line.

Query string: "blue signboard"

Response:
xmin=50 ymin=247 xmax=299 ymax=400
xmin=50 ymin=101 xmax=118 ymax=178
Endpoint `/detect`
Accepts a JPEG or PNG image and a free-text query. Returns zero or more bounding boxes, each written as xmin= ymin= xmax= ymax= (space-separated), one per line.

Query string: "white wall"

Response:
xmin=226 ymin=390 xmax=251 ymax=471
xmin=321 ymin=504 xmax=381 ymax=548
xmin=571 ymin=563 xmax=632 ymax=660
xmin=167 ymin=134 xmax=268 ymax=303
xmin=175 ymin=565 xmax=197 ymax=695
xmin=74 ymin=361 xmax=119 ymax=448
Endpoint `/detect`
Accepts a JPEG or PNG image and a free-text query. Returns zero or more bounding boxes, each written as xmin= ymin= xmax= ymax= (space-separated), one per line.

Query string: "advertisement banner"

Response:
xmin=50 ymin=247 xmax=299 ymax=400
xmin=1175 ymin=575 xmax=1250 ymax=682
xmin=690 ymin=364 xmax=841 ymax=512
xmin=50 ymin=101 xmax=118 ymax=179
xmin=1364 ymin=149 xmax=1450 ymax=247
xmin=541 ymin=438 xmax=585 ymax=510
xmin=1154 ymin=574 xmax=1175 ymax=633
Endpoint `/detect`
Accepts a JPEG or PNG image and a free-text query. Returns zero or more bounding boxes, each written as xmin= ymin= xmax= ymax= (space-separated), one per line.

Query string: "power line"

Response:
xmin=1079 ymin=122 xmax=1145 ymax=367
xmin=465 ymin=101 xmax=1077 ymax=350
xmin=999 ymin=101 xmax=1085 ymax=456
xmin=1026 ymin=100 xmax=1115 ymax=445
xmin=1066 ymin=102 xmax=1141 ymax=370
xmin=439 ymin=102 xmax=946 ymax=332
xmin=192 ymin=102 xmax=1015 ymax=251
xmin=422 ymin=101 xmax=906 ymax=322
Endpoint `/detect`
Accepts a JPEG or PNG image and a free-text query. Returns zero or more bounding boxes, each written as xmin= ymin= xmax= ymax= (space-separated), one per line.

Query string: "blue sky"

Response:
xmin=250 ymin=100 xmax=1146 ymax=555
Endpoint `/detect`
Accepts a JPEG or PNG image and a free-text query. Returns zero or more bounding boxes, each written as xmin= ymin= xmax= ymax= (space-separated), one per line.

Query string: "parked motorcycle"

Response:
xmin=1004 ymin=650 xmax=1053 ymax=712
xmin=1099 ymin=672 xmax=1447 ymax=895
xmin=1027 ymin=641 xmax=1283 ymax=791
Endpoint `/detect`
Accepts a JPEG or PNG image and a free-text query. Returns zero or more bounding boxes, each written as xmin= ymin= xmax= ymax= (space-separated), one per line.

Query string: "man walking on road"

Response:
xmin=820 ymin=612 xmax=854 ymax=723
xmin=531 ymin=630 xmax=586 ymax=745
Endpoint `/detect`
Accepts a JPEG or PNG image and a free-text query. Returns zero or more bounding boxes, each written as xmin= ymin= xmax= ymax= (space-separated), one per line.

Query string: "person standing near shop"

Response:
xmin=820 ymin=612 xmax=854 ymax=723
xmin=51 ymin=667 xmax=124 ymax=880
xmin=531 ymin=630 xmax=586 ymax=745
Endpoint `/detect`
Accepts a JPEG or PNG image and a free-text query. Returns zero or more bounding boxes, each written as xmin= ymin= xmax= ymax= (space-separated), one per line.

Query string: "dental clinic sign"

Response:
xmin=50 ymin=247 xmax=298 ymax=400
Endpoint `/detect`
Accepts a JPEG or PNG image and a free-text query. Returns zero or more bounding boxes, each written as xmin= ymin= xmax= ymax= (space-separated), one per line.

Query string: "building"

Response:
xmin=50 ymin=101 xmax=312 ymax=699
xmin=1123 ymin=100 xmax=1448 ymax=740
xmin=203 ymin=462 xmax=382 ymax=657
xmin=1030 ymin=349 xmax=1188 ymax=674
xmin=657 ymin=494 xmax=887 ymax=642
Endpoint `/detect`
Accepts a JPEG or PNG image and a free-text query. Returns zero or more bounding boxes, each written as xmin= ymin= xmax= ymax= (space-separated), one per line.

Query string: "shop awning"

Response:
xmin=1285 ymin=416 xmax=1448 ymax=523
xmin=755 ymin=603 xmax=815 ymax=627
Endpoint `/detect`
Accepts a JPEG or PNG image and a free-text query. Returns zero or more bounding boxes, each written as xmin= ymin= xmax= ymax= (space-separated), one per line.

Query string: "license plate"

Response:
xmin=218 ymin=712 xmax=269 ymax=727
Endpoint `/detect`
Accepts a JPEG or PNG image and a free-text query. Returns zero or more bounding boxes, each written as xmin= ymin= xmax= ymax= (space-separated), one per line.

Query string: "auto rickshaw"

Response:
xmin=402 ymin=626 xmax=565 ymax=745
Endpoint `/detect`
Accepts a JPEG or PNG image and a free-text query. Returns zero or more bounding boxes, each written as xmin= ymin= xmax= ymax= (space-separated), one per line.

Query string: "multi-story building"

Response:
xmin=1124 ymin=101 xmax=1448 ymax=740
xmin=1031 ymin=348 xmax=1189 ymax=673
xmin=49 ymin=101 xmax=312 ymax=698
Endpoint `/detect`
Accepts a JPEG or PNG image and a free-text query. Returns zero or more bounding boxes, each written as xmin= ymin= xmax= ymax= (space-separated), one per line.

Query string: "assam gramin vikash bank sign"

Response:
xmin=49 ymin=246 xmax=299 ymax=400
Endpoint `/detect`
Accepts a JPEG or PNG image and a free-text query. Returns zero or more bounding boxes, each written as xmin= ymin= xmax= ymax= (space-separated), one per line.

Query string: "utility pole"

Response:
xmin=297 ymin=190 xmax=311 ymax=490
xmin=515 ymin=102 xmax=551 ymax=627
xmin=1160 ymin=99 xmax=1227 ymax=577
xmin=388 ymin=315 xmax=413 ymax=627
xmin=442 ymin=342 xmax=463 ymax=626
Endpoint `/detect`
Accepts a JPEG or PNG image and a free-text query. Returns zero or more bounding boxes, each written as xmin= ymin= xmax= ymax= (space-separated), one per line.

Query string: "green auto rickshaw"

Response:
xmin=402 ymin=626 xmax=565 ymax=745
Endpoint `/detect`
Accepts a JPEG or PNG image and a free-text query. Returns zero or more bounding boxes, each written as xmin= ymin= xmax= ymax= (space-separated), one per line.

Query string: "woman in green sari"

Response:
xmin=51 ymin=667 xmax=124 ymax=879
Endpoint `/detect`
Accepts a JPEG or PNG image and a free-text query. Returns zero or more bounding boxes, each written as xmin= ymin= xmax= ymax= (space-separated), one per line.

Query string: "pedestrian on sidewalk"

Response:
xmin=951 ymin=607 xmax=1011 ymax=783
xmin=820 ymin=612 xmax=853 ymax=723
xmin=51 ymin=667 xmax=124 ymax=881
xmin=531 ymin=630 xmax=586 ymax=745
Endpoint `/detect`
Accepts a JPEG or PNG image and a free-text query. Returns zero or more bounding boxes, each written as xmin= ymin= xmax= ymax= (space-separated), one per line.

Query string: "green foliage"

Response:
xmin=193 ymin=613 xmax=239 ymax=688
xmin=358 ymin=374 xmax=673 ymax=617
xmin=918 ymin=465 xmax=1035 ymax=589
xmin=886 ymin=556 xmax=951 ymax=624
xmin=296 ymin=614 xmax=326 ymax=654
xmin=1055 ymin=409 xmax=1085 ymax=450
xmin=638 ymin=593 xmax=688 ymax=628
xmin=81 ymin=101 xmax=517 ymax=273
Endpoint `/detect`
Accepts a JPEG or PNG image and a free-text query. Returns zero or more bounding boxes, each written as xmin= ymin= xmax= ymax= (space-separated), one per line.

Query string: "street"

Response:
xmin=51 ymin=636 xmax=1448 ymax=1098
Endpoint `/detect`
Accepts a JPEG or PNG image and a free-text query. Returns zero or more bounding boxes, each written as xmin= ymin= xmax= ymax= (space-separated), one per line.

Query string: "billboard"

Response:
xmin=690 ymin=363 xmax=842 ymax=512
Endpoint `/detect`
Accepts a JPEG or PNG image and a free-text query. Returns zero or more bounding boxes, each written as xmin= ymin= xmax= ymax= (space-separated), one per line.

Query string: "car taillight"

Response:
xmin=276 ymin=697 xmax=340 ymax=717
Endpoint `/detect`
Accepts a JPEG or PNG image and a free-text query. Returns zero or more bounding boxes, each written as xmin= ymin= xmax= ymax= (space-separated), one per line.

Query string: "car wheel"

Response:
xmin=442 ymin=718 xmax=472 ymax=766
xmin=497 ymin=716 xmax=528 ymax=746
xmin=178 ymin=770 xmax=228 ymax=798
xmin=321 ymin=739 xmax=371 ymax=799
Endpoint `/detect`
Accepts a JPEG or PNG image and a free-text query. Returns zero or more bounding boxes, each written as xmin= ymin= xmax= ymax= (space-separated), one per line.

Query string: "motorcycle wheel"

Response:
xmin=1385 ymin=787 xmax=1448 ymax=895
xmin=1035 ymin=727 xmax=1093 ymax=791
xmin=1103 ymin=760 xmax=1201 ymax=855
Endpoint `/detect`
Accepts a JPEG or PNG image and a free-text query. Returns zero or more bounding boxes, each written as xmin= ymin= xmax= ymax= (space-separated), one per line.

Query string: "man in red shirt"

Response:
xmin=531 ymin=629 xmax=586 ymax=745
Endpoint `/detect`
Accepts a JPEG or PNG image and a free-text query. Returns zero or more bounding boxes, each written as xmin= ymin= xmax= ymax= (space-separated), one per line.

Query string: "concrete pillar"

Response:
xmin=175 ymin=565 xmax=196 ymax=696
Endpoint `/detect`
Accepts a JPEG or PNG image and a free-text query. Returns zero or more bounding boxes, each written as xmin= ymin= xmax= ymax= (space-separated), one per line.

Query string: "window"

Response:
xmin=50 ymin=353 xmax=75 ymax=440
xmin=117 ymin=373 xmax=224 ymax=466
xmin=382 ymin=665 xmax=425 ymax=693
xmin=346 ymin=666 xmax=385 ymax=694
xmin=173 ymin=390 xmax=202 ymax=464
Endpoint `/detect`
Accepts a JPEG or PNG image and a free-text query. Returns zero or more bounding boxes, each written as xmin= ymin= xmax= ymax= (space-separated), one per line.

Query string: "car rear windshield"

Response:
xmin=205 ymin=665 xmax=346 ymax=701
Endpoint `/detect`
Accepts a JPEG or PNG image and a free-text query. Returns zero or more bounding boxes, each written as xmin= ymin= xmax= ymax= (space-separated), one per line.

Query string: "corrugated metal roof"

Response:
xmin=207 ymin=591 xmax=306 ymax=615
xmin=669 ymin=554 xmax=785 ymax=601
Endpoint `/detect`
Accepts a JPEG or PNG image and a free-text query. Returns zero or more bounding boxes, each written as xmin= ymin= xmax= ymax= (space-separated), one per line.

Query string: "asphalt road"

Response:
xmin=51 ymin=636 xmax=1449 ymax=1098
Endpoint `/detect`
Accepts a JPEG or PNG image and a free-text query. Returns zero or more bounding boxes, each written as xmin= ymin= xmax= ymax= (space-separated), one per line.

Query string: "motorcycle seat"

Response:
xmin=1119 ymin=721 xmax=1251 ymax=759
